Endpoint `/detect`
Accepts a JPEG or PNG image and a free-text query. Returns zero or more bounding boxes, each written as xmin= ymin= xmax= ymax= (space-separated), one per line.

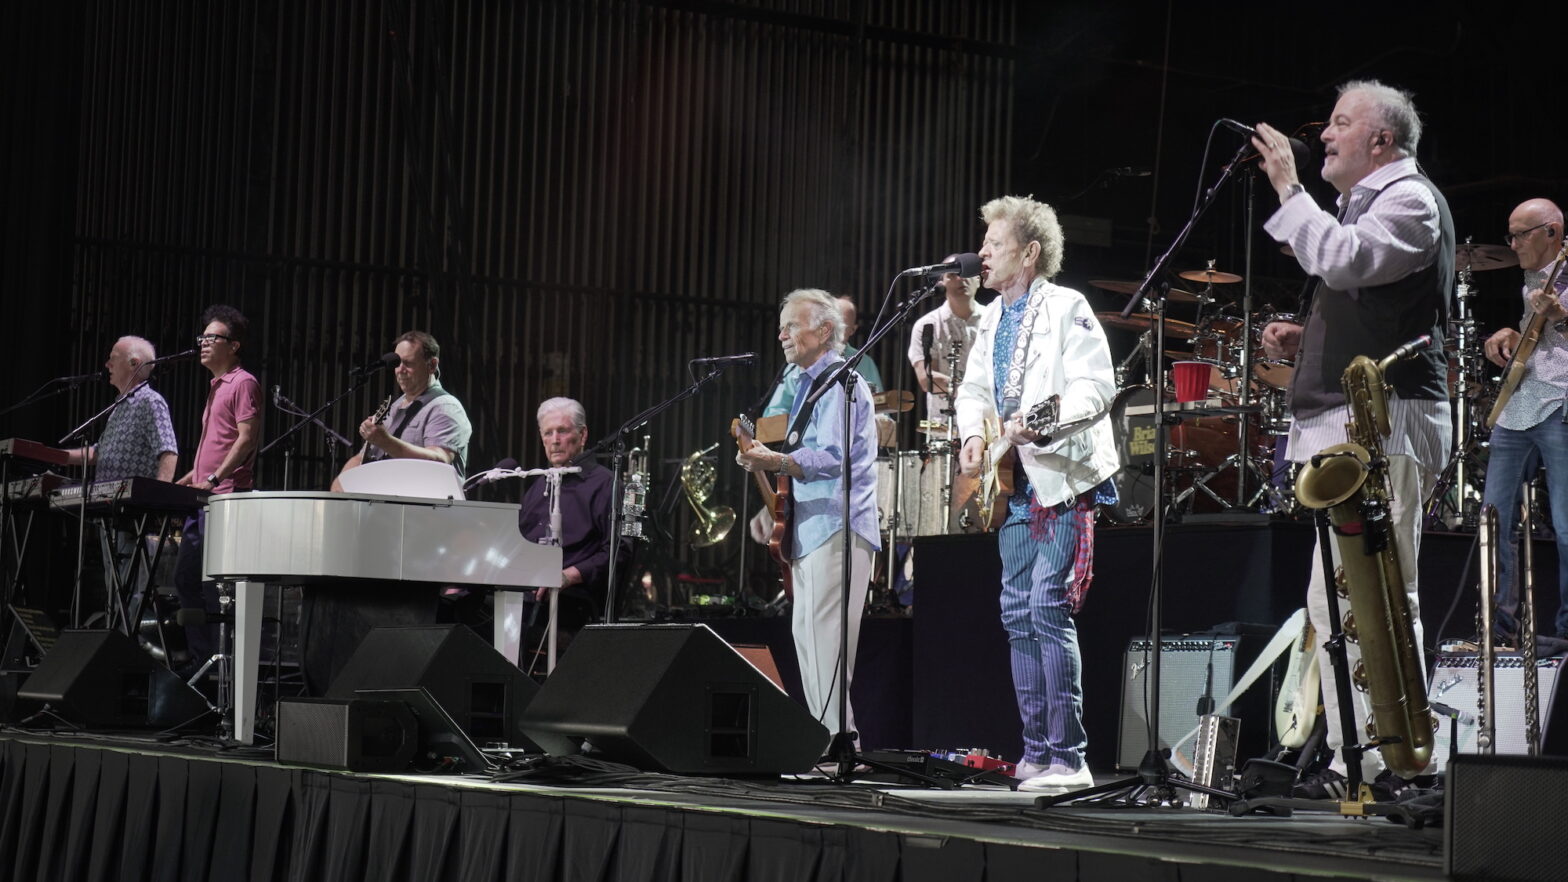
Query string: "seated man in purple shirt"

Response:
xmin=174 ymin=304 xmax=262 ymax=668
xmin=516 ymin=397 xmax=622 ymax=657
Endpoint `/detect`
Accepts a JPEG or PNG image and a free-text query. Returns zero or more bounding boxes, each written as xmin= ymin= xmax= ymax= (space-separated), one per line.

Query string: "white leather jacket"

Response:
xmin=955 ymin=277 xmax=1120 ymax=508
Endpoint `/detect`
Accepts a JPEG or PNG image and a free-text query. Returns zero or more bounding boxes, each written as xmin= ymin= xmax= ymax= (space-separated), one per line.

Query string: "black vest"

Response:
xmin=1289 ymin=172 xmax=1454 ymax=419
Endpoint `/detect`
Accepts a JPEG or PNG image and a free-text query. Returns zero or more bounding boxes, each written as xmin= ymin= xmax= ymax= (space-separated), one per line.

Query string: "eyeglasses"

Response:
xmin=1506 ymin=221 xmax=1552 ymax=246
xmin=195 ymin=333 xmax=233 ymax=345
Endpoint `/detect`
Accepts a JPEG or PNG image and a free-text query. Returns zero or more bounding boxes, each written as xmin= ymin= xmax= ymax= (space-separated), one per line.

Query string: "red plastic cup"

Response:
xmin=1172 ymin=361 xmax=1210 ymax=403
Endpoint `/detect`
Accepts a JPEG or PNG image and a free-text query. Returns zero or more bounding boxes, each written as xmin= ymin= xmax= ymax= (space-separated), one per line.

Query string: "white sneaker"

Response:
xmin=1014 ymin=760 xmax=1049 ymax=780
xmin=1018 ymin=763 xmax=1094 ymax=792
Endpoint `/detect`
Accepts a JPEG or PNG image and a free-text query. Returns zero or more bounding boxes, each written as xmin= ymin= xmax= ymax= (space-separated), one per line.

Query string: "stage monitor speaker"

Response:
xmin=276 ymin=697 xmax=417 ymax=772
xmin=16 ymin=629 xmax=207 ymax=728
xmin=1446 ymin=754 xmax=1568 ymax=882
xmin=520 ymin=623 xmax=830 ymax=775
xmin=1117 ymin=634 xmax=1269 ymax=770
xmin=1427 ymin=651 xmax=1568 ymax=774
xmin=325 ymin=624 xmax=539 ymax=750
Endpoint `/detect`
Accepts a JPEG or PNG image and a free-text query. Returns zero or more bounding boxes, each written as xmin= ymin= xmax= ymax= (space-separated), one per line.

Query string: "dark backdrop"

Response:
xmin=4 ymin=0 xmax=1564 ymax=601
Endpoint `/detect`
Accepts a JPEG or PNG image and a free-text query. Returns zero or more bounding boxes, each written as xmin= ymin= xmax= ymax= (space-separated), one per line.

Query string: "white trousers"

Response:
xmin=790 ymin=531 xmax=873 ymax=737
xmin=1306 ymin=453 xmax=1431 ymax=778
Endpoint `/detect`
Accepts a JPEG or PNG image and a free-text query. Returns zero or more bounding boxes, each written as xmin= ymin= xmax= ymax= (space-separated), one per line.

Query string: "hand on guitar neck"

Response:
xmin=958 ymin=395 xmax=1062 ymax=477
xmin=732 ymin=414 xmax=794 ymax=599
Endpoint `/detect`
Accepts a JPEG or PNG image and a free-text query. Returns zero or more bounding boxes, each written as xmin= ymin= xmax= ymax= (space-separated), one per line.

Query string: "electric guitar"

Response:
xmin=1488 ymin=241 xmax=1568 ymax=428
xmin=1274 ymin=614 xmax=1320 ymax=749
xmin=732 ymin=414 xmax=793 ymax=600
xmin=979 ymin=395 xmax=1071 ymax=513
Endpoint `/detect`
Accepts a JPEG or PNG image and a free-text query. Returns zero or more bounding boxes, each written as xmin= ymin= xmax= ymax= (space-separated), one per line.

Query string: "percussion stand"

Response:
xmin=1425 ymin=254 xmax=1486 ymax=530
xmin=1038 ymin=129 xmax=1257 ymax=810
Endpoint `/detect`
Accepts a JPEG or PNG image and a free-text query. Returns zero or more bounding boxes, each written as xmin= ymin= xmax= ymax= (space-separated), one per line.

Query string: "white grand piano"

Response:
xmin=203 ymin=491 xmax=562 ymax=743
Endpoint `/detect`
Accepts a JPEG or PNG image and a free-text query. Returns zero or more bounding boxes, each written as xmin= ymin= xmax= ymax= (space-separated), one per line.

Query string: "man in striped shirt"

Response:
xmin=1250 ymin=80 xmax=1453 ymax=800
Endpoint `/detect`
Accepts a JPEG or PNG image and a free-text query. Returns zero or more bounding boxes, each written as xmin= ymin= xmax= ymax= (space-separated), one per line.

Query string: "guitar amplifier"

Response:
xmin=1427 ymin=651 xmax=1568 ymax=774
xmin=1117 ymin=634 xmax=1270 ymax=771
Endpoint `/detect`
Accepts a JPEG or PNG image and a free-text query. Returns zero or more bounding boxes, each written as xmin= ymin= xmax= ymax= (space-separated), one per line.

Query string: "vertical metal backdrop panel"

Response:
xmin=62 ymin=0 xmax=1014 ymax=589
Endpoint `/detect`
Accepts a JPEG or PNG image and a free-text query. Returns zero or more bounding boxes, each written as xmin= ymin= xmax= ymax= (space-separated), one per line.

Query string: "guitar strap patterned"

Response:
xmin=999 ymin=285 xmax=1046 ymax=419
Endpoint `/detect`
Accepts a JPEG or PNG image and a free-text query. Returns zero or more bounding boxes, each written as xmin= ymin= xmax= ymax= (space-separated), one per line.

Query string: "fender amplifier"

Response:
xmin=1427 ymin=652 xmax=1568 ymax=774
xmin=1117 ymin=634 xmax=1270 ymax=770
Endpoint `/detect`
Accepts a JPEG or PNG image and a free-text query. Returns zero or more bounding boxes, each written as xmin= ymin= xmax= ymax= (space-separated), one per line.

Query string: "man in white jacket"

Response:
xmin=957 ymin=195 xmax=1120 ymax=792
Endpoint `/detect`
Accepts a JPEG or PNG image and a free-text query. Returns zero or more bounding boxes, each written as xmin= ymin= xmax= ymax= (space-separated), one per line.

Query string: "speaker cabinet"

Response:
xmin=520 ymin=624 xmax=830 ymax=775
xmin=16 ymin=629 xmax=208 ymax=728
xmin=276 ymin=697 xmax=417 ymax=772
xmin=1446 ymin=755 xmax=1568 ymax=882
xmin=325 ymin=624 xmax=538 ymax=749
xmin=1117 ymin=634 xmax=1269 ymax=770
xmin=1427 ymin=652 xmax=1568 ymax=774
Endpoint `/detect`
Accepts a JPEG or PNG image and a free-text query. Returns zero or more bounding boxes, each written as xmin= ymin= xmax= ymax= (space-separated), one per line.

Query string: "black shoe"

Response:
xmin=1292 ymin=768 xmax=1351 ymax=800
xmin=1371 ymin=769 xmax=1436 ymax=803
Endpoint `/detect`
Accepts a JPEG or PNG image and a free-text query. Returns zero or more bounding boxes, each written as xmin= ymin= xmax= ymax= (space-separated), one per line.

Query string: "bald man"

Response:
xmin=1481 ymin=198 xmax=1568 ymax=646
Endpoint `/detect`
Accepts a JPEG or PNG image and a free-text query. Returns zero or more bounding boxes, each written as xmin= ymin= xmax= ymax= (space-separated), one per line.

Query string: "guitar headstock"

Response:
xmin=733 ymin=413 xmax=756 ymax=445
xmin=372 ymin=394 xmax=395 ymax=425
xmin=1024 ymin=395 xmax=1061 ymax=435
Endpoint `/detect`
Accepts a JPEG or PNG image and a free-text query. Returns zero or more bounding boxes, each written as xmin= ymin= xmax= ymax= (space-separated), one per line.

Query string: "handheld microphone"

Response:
xmin=899 ymin=252 xmax=982 ymax=278
xmin=1220 ymin=118 xmax=1311 ymax=166
xmin=690 ymin=353 xmax=757 ymax=366
xmin=350 ymin=351 xmax=399 ymax=376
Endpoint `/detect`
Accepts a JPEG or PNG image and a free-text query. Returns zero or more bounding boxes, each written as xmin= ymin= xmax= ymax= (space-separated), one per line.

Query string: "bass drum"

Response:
xmin=1104 ymin=386 xmax=1158 ymax=524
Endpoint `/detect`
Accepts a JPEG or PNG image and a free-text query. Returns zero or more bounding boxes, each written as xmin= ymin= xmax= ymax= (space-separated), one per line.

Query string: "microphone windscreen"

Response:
xmin=494 ymin=457 xmax=519 ymax=471
xmin=952 ymin=252 xmax=983 ymax=279
xmin=380 ymin=351 xmax=400 ymax=365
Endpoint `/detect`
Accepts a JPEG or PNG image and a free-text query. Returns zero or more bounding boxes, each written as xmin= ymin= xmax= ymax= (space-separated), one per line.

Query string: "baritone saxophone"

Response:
xmin=1292 ymin=337 xmax=1435 ymax=779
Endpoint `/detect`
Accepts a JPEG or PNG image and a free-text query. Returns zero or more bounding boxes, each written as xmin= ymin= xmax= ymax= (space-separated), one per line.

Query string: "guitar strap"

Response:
xmin=999 ymin=285 xmax=1047 ymax=418
xmin=783 ymin=363 xmax=843 ymax=453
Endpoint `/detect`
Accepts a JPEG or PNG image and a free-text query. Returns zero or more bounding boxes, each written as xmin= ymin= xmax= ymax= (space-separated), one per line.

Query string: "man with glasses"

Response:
xmin=1481 ymin=199 xmax=1568 ymax=646
xmin=174 ymin=304 xmax=261 ymax=670
xmin=1251 ymin=80 xmax=1453 ymax=800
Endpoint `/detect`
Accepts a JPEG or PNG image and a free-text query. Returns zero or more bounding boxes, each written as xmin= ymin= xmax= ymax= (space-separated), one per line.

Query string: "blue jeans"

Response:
xmin=1481 ymin=408 xmax=1568 ymax=638
xmin=997 ymin=504 xmax=1089 ymax=769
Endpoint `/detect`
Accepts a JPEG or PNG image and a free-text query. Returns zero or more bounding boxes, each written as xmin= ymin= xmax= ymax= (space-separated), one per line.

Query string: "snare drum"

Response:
xmin=1252 ymin=313 xmax=1297 ymax=390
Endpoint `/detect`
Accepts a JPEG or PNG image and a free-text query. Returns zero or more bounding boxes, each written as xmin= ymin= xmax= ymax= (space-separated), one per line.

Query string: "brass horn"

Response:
xmin=680 ymin=442 xmax=735 ymax=548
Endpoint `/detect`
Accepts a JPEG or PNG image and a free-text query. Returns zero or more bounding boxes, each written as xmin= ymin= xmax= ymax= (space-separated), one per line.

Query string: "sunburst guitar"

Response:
xmin=732 ymin=413 xmax=793 ymax=600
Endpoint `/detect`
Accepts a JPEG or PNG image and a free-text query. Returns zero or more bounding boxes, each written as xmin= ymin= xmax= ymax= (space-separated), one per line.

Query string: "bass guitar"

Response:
xmin=732 ymin=414 xmax=793 ymax=600
xmin=1488 ymin=241 xmax=1568 ymax=428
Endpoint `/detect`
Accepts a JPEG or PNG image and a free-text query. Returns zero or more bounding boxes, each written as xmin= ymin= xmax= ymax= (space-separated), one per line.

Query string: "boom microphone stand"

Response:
xmin=1038 ymin=125 xmax=1258 ymax=809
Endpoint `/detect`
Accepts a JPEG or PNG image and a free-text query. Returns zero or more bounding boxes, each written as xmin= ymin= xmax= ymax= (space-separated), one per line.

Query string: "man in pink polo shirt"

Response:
xmin=174 ymin=304 xmax=262 ymax=669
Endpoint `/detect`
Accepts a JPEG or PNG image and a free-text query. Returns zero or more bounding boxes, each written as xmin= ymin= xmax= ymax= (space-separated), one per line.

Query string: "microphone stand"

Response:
xmin=264 ymin=385 xmax=356 ymax=490
xmin=802 ymin=276 xmax=954 ymax=786
xmin=1040 ymin=133 xmax=1256 ymax=809
xmin=259 ymin=376 xmax=370 ymax=489
xmin=0 ymin=371 xmax=104 ymax=418
xmin=580 ymin=363 xmax=736 ymax=624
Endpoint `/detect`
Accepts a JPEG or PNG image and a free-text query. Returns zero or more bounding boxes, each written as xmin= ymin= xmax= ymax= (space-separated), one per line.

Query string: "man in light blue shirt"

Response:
xmin=737 ymin=288 xmax=882 ymax=739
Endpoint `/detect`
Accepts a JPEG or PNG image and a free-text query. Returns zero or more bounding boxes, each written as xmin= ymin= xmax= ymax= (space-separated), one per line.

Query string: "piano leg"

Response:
xmin=232 ymin=579 xmax=264 ymax=744
xmin=494 ymin=589 xmax=526 ymax=666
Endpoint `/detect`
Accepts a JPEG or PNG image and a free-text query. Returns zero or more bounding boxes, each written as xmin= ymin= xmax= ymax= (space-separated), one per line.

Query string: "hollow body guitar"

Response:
xmin=978 ymin=395 xmax=1066 ymax=521
xmin=732 ymin=413 xmax=793 ymax=600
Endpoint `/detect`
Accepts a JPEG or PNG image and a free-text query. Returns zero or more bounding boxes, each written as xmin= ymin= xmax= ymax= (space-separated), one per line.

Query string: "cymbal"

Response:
xmin=1456 ymin=242 xmax=1518 ymax=271
xmin=1095 ymin=311 xmax=1197 ymax=337
xmin=1178 ymin=268 xmax=1243 ymax=285
xmin=873 ymin=389 xmax=914 ymax=414
xmin=1088 ymin=279 xmax=1204 ymax=303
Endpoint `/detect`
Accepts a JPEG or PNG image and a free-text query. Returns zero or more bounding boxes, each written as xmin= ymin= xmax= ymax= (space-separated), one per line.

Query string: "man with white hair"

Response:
xmin=64 ymin=335 xmax=178 ymax=481
xmin=956 ymin=196 xmax=1119 ymax=793
xmin=737 ymin=288 xmax=881 ymax=741
xmin=1252 ymin=79 xmax=1453 ymax=799
xmin=1481 ymin=199 xmax=1568 ymax=645
xmin=517 ymin=397 xmax=617 ymax=643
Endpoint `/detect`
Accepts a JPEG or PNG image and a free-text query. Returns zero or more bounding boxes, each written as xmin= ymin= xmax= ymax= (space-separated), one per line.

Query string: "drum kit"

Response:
xmin=1090 ymin=238 xmax=1522 ymax=527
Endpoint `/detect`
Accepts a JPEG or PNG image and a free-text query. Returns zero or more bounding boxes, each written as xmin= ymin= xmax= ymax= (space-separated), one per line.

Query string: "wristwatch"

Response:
xmin=206 ymin=473 xmax=221 ymax=485
xmin=1281 ymin=182 xmax=1305 ymax=204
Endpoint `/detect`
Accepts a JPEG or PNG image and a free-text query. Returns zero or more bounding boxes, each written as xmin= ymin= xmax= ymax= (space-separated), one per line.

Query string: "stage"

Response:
xmin=0 ymin=731 xmax=1451 ymax=882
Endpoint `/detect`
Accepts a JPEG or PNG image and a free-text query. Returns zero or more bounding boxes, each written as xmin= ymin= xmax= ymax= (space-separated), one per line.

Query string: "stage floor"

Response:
xmin=0 ymin=729 xmax=1447 ymax=882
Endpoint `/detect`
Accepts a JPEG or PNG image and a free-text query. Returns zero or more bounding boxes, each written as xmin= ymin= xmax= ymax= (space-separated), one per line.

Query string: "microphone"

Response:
xmin=272 ymin=384 xmax=283 ymax=406
xmin=899 ymin=252 xmax=982 ymax=278
xmin=690 ymin=353 xmax=757 ymax=366
xmin=350 ymin=351 xmax=400 ymax=376
xmin=1386 ymin=335 xmax=1433 ymax=363
xmin=1429 ymin=701 xmax=1475 ymax=726
xmin=1221 ymin=119 xmax=1312 ymax=169
xmin=54 ymin=370 xmax=106 ymax=385
xmin=1220 ymin=118 xmax=1260 ymax=138
xmin=149 ymin=348 xmax=198 ymax=364
xmin=921 ymin=323 xmax=934 ymax=357
xmin=469 ymin=457 xmax=520 ymax=486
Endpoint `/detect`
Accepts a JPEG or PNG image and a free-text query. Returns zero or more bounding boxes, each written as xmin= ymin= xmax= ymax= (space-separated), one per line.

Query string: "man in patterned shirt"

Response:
xmin=1252 ymin=80 xmax=1453 ymax=798
xmin=955 ymin=196 xmax=1120 ymax=793
xmin=1481 ymin=199 xmax=1568 ymax=644
xmin=64 ymin=336 xmax=178 ymax=481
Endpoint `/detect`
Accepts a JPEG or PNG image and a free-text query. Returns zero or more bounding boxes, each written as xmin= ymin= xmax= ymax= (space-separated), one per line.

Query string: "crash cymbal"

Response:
xmin=1095 ymin=311 xmax=1197 ymax=336
xmin=1178 ymin=268 xmax=1244 ymax=285
xmin=1088 ymin=279 xmax=1204 ymax=303
xmin=873 ymin=389 xmax=914 ymax=414
xmin=1455 ymin=242 xmax=1518 ymax=271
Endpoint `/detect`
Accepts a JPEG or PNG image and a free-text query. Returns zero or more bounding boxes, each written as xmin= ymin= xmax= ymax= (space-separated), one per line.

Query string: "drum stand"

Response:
xmin=1425 ymin=255 xmax=1488 ymax=530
